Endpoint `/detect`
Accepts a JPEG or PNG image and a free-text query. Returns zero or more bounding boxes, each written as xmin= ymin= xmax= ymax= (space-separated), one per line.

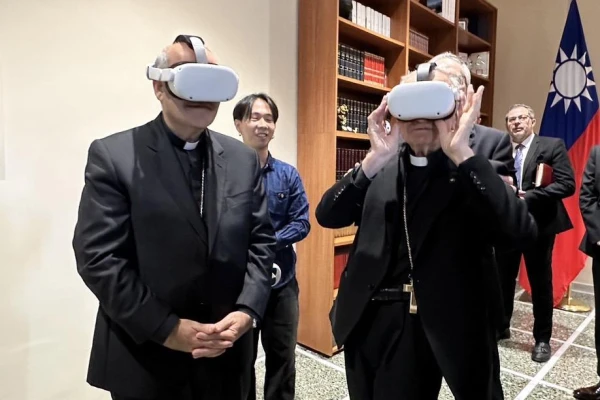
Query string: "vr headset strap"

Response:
xmin=416 ymin=62 xmax=436 ymax=81
xmin=189 ymin=37 xmax=208 ymax=64
xmin=174 ymin=35 xmax=208 ymax=64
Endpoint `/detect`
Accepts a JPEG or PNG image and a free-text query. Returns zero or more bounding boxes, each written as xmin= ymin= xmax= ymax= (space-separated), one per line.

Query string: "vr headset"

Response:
xmin=146 ymin=35 xmax=239 ymax=102
xmin=387 ymin=62 xmax=459 ymax=121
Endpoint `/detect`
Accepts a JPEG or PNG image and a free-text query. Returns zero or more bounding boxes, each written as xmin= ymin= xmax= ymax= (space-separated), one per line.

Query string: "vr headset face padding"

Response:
xmin=387 ymin=62 xmax=459 ymax=121
xmin=146 ymin=34 xmax=239 ymax=103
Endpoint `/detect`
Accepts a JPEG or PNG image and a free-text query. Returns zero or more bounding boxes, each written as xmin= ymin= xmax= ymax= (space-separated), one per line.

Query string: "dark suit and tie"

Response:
xmin=72 ymin=114 xmax=276 ymax=399
xmin=574 ymin=145 xmax=600 ymax=400
xmin=497 ymin=105 xmax=575 ymax=363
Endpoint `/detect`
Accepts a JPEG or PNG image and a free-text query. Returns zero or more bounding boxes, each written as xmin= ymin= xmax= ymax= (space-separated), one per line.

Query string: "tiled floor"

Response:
xmin=254 ymin=283 xmax=598 ymax=399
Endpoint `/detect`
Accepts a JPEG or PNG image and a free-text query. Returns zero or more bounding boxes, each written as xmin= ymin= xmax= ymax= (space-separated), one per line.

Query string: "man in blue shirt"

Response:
xmin=233 ymin=93 xmax=311 ymax=400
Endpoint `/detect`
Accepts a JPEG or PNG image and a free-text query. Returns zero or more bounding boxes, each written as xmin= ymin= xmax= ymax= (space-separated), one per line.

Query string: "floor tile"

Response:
xmin=572 ymin=282 xmax=595 ymax=295
xmin=499 ymin=371 xmax=531 ymax=399
xmin=510 ymin=300 xmax=584 ymax=341
xmin=330 ymin=350 xmax=345 ymax=370
xmin=544 ymin=345 xmax=599 ymax=390
xmin=498 ymin=329 xmax=559 ymax=377
xmin=575 ymin=319 xmax=596 ymax=349
xmin=254 ymin=352 xmax=348 ymax=400
xmin=438 ymin=372 xmax=528 ymax=399
xmin=526 ymin=384 xmax=574 ymax=399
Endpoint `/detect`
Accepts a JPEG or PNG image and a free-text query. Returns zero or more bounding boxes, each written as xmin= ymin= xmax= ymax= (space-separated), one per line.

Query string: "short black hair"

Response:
xmin=232 ymin=93 xmax=279 ymax=123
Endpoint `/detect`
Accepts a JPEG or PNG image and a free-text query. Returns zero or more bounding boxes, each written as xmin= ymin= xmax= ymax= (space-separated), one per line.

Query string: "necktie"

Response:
xmin=514 ymin=144 xmax=524 ymax=189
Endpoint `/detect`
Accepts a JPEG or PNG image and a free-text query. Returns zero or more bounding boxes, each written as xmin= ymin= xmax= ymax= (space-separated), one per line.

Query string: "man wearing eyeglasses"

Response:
xmin=496 ymin=103 xmax=575 ymax=363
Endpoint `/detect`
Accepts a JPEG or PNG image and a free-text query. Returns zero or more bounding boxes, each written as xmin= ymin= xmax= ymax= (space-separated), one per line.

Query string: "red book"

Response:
xmin=535 ymin=163 xmax=554 ymax=187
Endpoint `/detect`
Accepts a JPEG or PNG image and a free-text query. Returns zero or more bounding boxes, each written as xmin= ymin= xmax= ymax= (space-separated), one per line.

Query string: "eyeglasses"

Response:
xmin=507 ymin=115 xmax=530 ymax=124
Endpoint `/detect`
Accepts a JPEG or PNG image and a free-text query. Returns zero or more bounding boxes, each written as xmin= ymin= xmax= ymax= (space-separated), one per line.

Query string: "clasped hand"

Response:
xmin=163 ymin=311 xmax=253 ymax=359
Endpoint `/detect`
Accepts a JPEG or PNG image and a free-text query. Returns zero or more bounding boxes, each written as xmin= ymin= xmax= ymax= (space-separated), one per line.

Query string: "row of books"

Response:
xmin=426 ymin=0 xmax=456 ymax=23
xmin=349 ymin=1 xmax=391 ymax=38
xmin=336 ymin=147 xmax=369 ymax=181
xmin=338 ymin=43 xmax=387 ymax=86
xmin=337 ymin=97 xmax=379 ymax=134
xmin=409 ymin=29 xmax=429 ymax=54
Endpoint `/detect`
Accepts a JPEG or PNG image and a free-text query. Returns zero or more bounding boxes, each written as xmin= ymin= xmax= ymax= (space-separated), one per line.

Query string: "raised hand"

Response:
xmin=435 ymin=84 xmax=484 ymax=166
xmin=361 ymin=95 xmax=402 ymax=178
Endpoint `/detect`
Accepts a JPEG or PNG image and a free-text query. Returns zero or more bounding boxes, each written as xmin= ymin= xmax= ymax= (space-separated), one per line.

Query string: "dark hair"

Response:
xmin=232 ymin=93 xmax=279 ymax=123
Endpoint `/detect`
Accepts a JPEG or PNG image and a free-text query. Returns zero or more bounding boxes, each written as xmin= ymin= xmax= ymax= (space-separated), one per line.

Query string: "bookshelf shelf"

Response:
xmin=297 ymin=0 xmax=497 ymax=357
xmin=458 ymin=28 xmax=491 ymax=53
xmin=337 ymin=75 xmax=392 ymax=95
xmin=409 ymin=46 xmax=433 ymax=66
xmin=334 ymin=235 xmax=355 ymax=247
xmin=460 ymin=0 xmax=495 ymax=13
xmin=409 ymin=0 xmax=455 ymax=34
xmin=472 ymin=73 xmax=490 ymax=84
xmin=336 ymin=131 xmax=370 ymax=141
xmin=338 ymin=17 xmax=405 ymax=53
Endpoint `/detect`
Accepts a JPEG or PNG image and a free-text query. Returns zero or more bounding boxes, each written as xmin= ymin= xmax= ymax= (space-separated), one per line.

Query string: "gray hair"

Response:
xmin=153 ymin=47 xmax=170 ymax=68
xmin=505 ymin=103 xmax=535 ymax=121
xmin=401 ymin=65 xmax=464 ymax=92
xmin=429 ymin=52 xmax=471 ymax=86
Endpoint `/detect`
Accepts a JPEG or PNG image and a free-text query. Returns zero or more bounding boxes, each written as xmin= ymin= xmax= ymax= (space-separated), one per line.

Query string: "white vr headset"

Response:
xmin=146 ymin=35 xmax=239 ymax=102
xmin=387 ymin=62 xmax=459 ymax=121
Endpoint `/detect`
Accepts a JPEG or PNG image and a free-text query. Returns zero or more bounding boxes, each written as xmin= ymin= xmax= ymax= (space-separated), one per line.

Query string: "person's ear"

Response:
xmin=153 ymin=81 xmax=165 ymax=101
xmin=234 ymin=119 xmax=242 ymax=135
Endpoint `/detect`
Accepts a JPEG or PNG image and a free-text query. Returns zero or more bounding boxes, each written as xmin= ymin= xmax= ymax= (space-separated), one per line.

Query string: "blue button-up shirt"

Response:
xmin=263 ymin=153 xmax=311 ymax=289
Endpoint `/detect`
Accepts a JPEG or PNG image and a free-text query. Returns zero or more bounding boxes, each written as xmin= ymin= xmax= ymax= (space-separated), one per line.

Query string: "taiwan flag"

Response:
xmin=519 ymin=0 xmax=600 ymax=306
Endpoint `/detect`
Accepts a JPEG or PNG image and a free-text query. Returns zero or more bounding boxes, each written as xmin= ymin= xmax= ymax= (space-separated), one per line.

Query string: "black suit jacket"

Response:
xmin=580 ymin=145 xmax=600 ymax=257
xmin=72 ymin=116 xmax=276 ymax=397
xmin=317 ymin=147 xmax=537 ymax=374
xmin=468 ymin=124 xmax=516 ymax=327
xmin=469 ymin=124 xmax=516 ymax=179
xmin=519 ymin=135 xmax=575 ymax=235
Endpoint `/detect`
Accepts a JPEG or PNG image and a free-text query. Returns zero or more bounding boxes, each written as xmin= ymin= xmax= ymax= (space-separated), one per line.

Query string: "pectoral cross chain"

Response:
xmin=403 ymin=281 xmax=418 ymax=314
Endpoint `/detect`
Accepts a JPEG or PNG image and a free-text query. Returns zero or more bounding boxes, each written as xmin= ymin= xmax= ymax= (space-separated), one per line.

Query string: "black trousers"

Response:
xmin=248 ymin=277 xmax=299 ymax=400
xmin=343 ymin=301 xmax=501 ymax=400
xmin=593 ymin=257 xmax=600 ymax=377
xmin=498 ymin=234 xmax=555 ymax=343
xmin=110 ymin=330 xmax=253 ymax=400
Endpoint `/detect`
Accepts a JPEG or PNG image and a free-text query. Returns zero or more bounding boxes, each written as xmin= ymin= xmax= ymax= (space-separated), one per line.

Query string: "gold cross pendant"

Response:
xmin=403 ymin=282 xmax=418 ymax=314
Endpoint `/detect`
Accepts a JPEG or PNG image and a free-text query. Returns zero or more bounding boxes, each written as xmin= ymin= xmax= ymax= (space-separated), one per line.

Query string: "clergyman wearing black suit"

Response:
xmin=574 ymin=145 xmax=600 ymax=400
xmin=497 ymin=103 xmax=575 ymax=363
xmin=318 ymin=66 xmax=537 ymax=400
xmin=72 ymin=36 xmax=276 ymax=400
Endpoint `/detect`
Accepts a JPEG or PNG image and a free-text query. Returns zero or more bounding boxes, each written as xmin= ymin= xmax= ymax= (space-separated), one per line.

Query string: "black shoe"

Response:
xmin=531 ymin=342 xmax=551 ymax=363
xmin=496 ymin=328 xmax=511 ymax=341
xmin=574 ymin=381 xmax=600 ymax=399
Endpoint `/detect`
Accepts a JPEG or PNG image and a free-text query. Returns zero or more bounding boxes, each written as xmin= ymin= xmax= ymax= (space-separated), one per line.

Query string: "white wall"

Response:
xmin=0 ymin=0 xmax=298 ymax=399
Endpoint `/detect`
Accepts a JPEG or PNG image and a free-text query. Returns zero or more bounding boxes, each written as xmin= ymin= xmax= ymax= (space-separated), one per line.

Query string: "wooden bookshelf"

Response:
xmin=296 ymin=0 xmax=498 ymax=356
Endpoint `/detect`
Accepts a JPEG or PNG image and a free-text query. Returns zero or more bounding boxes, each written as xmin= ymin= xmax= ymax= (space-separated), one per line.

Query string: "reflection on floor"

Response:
xmin=254 ymin=283 xmax=596 ymax=399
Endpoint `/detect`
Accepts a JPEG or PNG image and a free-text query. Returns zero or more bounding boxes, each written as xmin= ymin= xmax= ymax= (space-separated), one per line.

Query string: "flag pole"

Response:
xmin=556 ymin=283 xmax=591 ymax=312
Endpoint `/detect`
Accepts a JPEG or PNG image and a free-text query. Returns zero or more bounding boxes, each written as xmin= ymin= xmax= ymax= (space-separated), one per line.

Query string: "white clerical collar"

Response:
xmin=409 ymin=154 xmax=428 ymax=167
xmin=183 ymin=141 xmax=199 ymax=150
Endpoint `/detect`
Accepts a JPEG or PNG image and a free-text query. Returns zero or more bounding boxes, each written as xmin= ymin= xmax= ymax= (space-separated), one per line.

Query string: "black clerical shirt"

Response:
xmin=382 ymin=150 xmax=441 ymax=287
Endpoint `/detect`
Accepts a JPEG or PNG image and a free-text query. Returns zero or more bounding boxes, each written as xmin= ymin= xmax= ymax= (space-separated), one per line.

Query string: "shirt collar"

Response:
xmin=513 ymin=132 xmax=535 ymax=150
xmin=159 ymin=112 xmax=206 ymax=151
xmin=263 ymin=152 xmax=275 ymax=171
